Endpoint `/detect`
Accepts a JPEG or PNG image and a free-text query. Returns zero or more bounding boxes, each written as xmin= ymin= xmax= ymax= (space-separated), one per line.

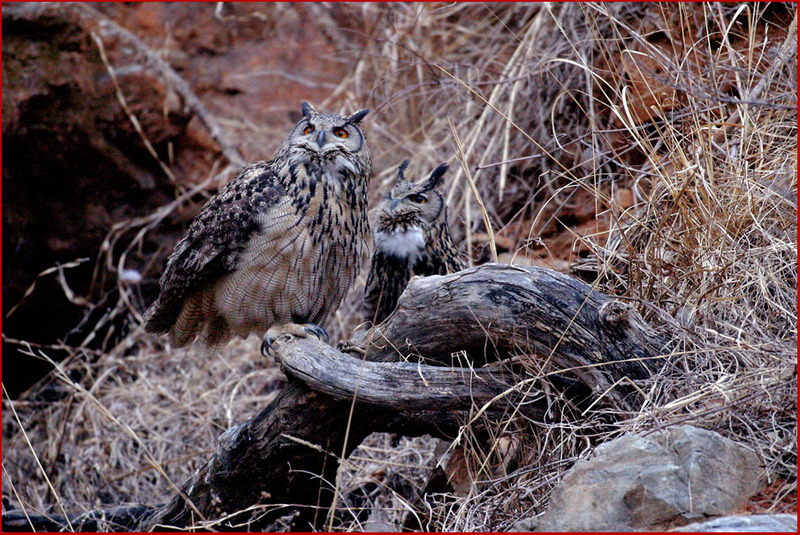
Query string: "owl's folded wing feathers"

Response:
xmin=143 ymin=162 xmax=287 ymax=334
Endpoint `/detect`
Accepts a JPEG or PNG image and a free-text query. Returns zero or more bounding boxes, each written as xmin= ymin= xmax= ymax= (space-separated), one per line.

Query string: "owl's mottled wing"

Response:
xmin=143 ymin=162 xmax=286 ymax=334
xmin=416 ymin=221 xmax=466 ymax=277
xmin=415 ymin=244 xmax=465 ymax=276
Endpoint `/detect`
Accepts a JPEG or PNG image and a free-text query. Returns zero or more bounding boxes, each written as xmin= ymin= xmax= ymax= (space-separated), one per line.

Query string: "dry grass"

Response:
xmin=3 ymin=2 xmax=796 ymax=531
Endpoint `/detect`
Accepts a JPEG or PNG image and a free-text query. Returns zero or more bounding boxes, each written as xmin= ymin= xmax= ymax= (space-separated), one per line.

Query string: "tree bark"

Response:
xmin=353 ymin=264 xmax=663 ymax=404
xmin=3 ymin=264 xmax=668 ymax=532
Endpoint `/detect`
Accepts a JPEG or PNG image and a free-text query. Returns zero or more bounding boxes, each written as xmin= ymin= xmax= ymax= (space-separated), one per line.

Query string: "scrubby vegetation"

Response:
xmin=3 ymin=3 xmax=796 ymax=531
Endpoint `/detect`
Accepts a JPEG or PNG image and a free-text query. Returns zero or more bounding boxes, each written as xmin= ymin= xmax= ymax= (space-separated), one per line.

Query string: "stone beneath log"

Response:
xmin=536 ymin=425 xmax=765 ymax=532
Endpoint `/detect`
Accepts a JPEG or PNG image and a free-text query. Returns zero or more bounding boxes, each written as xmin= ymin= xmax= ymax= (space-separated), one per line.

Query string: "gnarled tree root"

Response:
xmin=3 ymin=264 xmax=668 ymax=532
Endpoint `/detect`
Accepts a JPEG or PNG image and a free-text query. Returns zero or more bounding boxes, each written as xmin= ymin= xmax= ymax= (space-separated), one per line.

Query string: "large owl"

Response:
xmin=363 ymin=160 xmax=465 ymax=324
xmin=144 ymin=102 xmax=371 ymax=357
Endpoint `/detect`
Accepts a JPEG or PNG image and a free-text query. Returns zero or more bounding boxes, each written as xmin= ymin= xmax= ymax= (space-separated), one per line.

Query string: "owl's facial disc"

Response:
xmin=379 ymin=204 xmax=424 ymax=232
xmin=395 ymin=205 xmax=424 ymax=224
xmin=295 ymin=118 xmax=363 ymax=156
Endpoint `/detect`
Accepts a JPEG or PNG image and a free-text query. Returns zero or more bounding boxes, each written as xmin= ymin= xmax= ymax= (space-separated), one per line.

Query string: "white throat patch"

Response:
xmin=375 ymin=227 xmax=425 ymax=260
xmin=330 ymin=154 xmax=357 ymax=175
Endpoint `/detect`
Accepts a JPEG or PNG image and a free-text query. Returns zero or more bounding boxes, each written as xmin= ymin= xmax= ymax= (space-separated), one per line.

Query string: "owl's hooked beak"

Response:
xmin=316 ymin=130 xmax=326 ymax=148
xmin=390 ymin=199 xmax=399 ymax=211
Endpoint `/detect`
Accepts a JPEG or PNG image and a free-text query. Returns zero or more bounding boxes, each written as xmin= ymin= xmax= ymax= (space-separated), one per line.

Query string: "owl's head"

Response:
xmin=383 ymin=159 xmax=449 ymax=225
xmin=285 ymin=102 xmax=371 ymax=175
xmin=373 ymin=160 xmax=450 ymax=259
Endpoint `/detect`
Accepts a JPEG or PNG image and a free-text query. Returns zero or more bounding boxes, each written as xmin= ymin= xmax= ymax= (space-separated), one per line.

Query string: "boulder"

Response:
xmin=536 ymin=425 xmax=765 ymax=531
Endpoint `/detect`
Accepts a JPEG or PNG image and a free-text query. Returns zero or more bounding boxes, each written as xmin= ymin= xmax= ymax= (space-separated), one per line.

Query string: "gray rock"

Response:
xmin=508 ymin=516 xmax=538 ymax=532
xmin=673 ymin=514 xmax=797 ymax=532
xmin=536 ymin=425 xmax=765 ymax=532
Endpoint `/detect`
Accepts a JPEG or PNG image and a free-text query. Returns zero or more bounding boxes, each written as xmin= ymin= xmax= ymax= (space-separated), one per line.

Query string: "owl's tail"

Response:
xmin=143 ymin=291 xmax=205 ymax=349
xmin=142 ymin=295 xmax=181 ymax=335
xmin=191 ymin=333 xmax=228 ymax=359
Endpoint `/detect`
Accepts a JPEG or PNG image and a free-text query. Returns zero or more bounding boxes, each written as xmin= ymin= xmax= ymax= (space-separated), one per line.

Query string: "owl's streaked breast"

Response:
xmin=212 ymin=163 xmax=367 ymax=338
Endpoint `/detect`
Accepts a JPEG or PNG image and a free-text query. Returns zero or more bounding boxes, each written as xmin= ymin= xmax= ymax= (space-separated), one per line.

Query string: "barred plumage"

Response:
xmin=144 ymin=102 xmax=371 ymax=356
xmin=364 ymin=160 xmax=465 ymax=324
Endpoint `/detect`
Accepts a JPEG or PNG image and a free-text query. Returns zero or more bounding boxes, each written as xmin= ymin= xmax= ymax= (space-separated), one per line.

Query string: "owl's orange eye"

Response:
xmin=333 ymin=127 xmax=349 ymax=139
xmin=303 ymin=125 xmax=315 ymax=135
xmin=409 ymin=194 xmax=427 ymax=204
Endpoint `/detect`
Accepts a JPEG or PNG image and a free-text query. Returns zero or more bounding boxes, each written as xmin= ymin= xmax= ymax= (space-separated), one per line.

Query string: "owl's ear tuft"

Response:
xmin=396 ymin=159 xmax=411 ymax=183
xmin=301 ymin=102 xmax=317 ymax=117
xmin=426 ymin=163 xmax=449 ymax=189
xmin=348 ymin=108 xmax=370 ymax=124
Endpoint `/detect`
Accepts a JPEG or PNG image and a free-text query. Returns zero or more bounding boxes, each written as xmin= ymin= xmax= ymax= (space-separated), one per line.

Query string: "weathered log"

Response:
xmin=2 ymin=264 xmax=668 ymax=532
xmin=355 ymin=264 xmax=664 ymax=405
xmin=136 ymin=265 xmax=666 ymax=531
xmin=1 ymin=505 xmax=155 ymax=533
xmin=278 ymin=337 xmax=528 ymax=410
xmin=141 ymin=385 xmax=483 ymax=531
xmin=139 ymin=352 xmax=540 ymax=531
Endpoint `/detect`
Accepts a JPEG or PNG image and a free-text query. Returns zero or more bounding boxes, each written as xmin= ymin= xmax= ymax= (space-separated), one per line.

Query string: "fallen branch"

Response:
xmin=354 ymin=264 xmax=664 ymax=407
xmin=2 ymin=264 xmax=668 ymax=531
xmin=278 ymin=338 xmax=524 ymax=410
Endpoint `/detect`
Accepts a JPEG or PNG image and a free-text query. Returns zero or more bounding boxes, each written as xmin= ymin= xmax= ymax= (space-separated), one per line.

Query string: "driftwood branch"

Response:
xmin=278 ymin=337 xmax=524 ymax=410
xmin=3 ymin=264 xmax=668 ymax=531
xmin=355 ymin=264 xmax=664 ymax=405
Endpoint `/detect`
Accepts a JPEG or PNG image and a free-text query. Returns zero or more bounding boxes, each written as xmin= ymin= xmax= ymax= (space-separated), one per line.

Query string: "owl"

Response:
xmin=363 ymin=159 xmax=465 ymax=324
xmin=144 ymin=102 xmax=372 ymax=357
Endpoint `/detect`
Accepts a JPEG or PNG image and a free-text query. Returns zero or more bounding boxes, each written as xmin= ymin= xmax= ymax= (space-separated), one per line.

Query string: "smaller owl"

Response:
xmin=363 ymin=160 xmax=465 ymax=324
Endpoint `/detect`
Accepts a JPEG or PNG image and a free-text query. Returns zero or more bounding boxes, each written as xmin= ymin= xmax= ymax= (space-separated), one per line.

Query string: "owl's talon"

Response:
xmin=303 ymin=323 xmax=329 ymax=343
xmin=260 ymin=336 xmax=275 ymax=358
xmin=263 ymin=323 xmax=327 ymax=354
